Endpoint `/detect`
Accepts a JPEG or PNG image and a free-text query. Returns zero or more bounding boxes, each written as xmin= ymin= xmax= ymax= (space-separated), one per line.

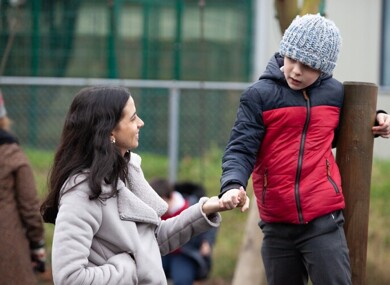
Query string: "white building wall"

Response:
xmin=327 ymin=0 xmax=382 ymax=84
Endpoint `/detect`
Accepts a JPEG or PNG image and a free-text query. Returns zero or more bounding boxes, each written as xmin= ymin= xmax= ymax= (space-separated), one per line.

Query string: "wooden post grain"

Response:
xmin=336 ymin=82 xmax=378 ymax=285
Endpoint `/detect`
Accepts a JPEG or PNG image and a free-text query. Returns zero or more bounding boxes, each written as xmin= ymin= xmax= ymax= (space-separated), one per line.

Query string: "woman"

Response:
xmin=0 ymin=91 xmax=46 ymax=285
xmin=40 ymin=85 xmax=249 ymax=285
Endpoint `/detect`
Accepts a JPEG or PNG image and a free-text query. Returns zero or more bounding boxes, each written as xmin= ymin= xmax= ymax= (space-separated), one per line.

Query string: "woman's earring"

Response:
xmin=111 ymin=137 xmax=116 ymax=144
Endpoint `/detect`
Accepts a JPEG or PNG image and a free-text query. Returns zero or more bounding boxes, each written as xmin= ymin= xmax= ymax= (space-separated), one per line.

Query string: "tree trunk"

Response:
xmin=274 ymin=0 xmax=322 ymax=33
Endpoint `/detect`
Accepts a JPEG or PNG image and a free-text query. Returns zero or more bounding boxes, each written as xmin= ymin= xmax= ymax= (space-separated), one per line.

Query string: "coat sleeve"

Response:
xmin=12 ymin=146 xmax=45 ymax=248
xmin=156 ymin=197 xmax=221 ymax=256
xmin=220 ymin=86 xmax=265 ymax=195
xmin=52 ymin=188 xmax=137 ymax=285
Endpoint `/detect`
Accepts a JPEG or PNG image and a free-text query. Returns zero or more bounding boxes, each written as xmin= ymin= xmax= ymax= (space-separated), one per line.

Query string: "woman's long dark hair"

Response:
xmin=41 ymin=86 xmax=131 ymax=224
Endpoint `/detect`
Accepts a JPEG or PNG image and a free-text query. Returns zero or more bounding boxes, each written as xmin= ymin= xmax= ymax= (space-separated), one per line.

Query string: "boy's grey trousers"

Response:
xmin=259 ymin=210 xmax=352 ymax=285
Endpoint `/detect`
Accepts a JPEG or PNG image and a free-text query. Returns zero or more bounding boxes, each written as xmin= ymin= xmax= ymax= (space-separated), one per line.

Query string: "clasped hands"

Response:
xmin=202 ymin=187 xmax=250 ymax=215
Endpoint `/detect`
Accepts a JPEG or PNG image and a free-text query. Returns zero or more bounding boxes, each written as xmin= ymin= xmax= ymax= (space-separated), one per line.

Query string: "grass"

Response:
xmin=366 ymin=160 xmax=390 ymax=285
xmin=27 ymin=148 xmax=390 ymax=285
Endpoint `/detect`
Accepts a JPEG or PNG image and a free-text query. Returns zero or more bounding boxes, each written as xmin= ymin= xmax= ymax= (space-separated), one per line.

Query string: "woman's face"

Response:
xmin=111 ymin=97 xmax=144 ymax=156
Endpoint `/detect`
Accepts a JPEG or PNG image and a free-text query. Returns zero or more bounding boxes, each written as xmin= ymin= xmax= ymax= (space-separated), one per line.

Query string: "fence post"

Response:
xmin=335 ymin=81 xmax=377 ymax=285
xmin=168 ymin=87 xmax=180 ymax=183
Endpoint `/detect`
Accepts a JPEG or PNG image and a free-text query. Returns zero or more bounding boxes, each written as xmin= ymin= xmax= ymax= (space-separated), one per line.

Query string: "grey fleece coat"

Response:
xmin=52 ymin=153 xmax=221 ymax=285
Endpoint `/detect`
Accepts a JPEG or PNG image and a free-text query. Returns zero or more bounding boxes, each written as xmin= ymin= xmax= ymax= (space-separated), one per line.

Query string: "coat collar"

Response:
xmin=61 ymin=153 xmax=169 ymax=226
xmin=116 ymin=179 xmax=166 ymax=226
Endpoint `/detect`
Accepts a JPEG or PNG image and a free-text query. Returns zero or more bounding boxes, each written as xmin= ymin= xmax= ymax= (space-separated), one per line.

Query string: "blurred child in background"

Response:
xmin=150 ymin=178 xmax=218 ymax=285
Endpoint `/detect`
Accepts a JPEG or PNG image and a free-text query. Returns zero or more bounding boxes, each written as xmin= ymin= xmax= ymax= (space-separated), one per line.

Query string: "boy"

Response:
xmin=219 ymin=14 xmax=390 ymax=285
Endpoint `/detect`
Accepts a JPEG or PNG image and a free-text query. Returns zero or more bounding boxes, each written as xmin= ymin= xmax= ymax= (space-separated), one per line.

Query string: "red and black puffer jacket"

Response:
xmin=220 ymin=53 xmax=345 ymax=224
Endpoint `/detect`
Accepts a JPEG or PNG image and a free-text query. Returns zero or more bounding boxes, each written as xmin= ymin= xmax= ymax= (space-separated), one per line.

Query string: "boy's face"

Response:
xmin=283 ymin=57 xmax=321 ymax=90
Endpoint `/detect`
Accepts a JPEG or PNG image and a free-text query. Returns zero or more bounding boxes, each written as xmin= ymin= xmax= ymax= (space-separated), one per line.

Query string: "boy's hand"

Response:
xmin=373 ymin=113 xmax=390 ymax=138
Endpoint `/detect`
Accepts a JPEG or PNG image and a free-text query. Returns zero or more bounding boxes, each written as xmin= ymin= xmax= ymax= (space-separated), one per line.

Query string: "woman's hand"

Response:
xmin=202 ymin=187 xmax=249 ymax=215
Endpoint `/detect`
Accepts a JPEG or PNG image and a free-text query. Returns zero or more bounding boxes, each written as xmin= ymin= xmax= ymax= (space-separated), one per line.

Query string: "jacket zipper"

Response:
xmin=326 ymin=159 xmax=340 ymax=193
xmin=294 ymin=90 xmax=310 ymax=224
xmin=262 ymin=168 xmax=268 ymax=204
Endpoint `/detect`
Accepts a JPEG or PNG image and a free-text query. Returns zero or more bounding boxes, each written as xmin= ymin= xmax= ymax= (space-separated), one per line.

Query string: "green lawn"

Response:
xmin=26 ymin=148 xmax=390 ymax=285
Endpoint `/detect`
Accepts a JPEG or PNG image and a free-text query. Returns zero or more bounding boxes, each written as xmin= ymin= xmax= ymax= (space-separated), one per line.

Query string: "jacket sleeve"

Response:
xmin=156 ymin=197 xmax=221 ymax=256
xmin=220 ymin=86 xmax=265 ymax=196
xmin=52 ymin=188 xmax=137 ymax=285
xmin=12 ymin=146 xmax=45 ymax=248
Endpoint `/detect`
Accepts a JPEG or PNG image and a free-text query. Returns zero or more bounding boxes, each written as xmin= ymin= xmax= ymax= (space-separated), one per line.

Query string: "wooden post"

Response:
xmin=335 ymin=82 xmax=378 ymax=285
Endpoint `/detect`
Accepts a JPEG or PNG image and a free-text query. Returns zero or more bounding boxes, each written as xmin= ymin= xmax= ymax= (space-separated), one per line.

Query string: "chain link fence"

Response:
xmin=1 ymin=0 xmax=253 ymax=81
xmin=1 ymin=0 xmax=255 ymax=179
xmin=0 ymin=76 xmax=250 ymax=179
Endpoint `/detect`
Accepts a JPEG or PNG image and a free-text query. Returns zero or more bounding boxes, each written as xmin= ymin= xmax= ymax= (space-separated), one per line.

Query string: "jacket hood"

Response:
xmin=259 ymin=52 xmax=332 ymax=89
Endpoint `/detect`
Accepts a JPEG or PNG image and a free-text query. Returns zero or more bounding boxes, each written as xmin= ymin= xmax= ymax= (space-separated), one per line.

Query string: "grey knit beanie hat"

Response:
xmin=279 ymin=14 xmax=341 ymax=75
xmin=0 ymin=90 xmax=6 ymax=118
